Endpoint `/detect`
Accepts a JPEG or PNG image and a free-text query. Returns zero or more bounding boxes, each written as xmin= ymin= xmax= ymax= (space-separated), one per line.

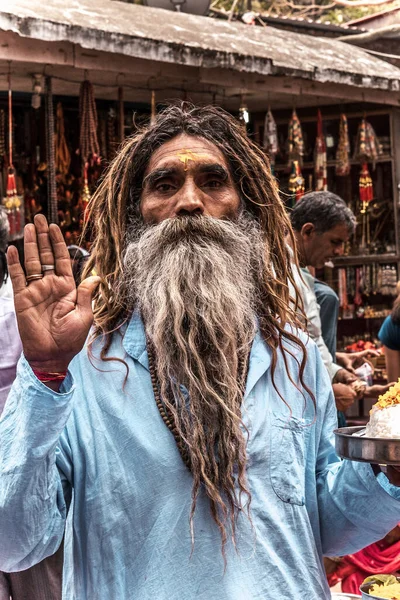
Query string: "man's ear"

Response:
xmin=300 ymin=222 xmax=315 ymax=238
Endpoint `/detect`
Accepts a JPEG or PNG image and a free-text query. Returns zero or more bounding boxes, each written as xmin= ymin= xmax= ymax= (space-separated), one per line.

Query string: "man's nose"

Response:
xmin=174 ymin=181 xmax=205 ymax=216
xmin=333 ymin=244 xmax=344 ymax=256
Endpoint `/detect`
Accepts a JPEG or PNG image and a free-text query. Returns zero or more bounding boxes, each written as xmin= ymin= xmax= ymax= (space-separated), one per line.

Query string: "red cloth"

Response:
xmin=328 ymin=537 xmax=400 ymax=594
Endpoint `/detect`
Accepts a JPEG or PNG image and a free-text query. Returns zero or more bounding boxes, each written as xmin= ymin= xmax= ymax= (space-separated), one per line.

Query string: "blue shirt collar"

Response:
xmin=122 ymin=311 xmax=271 ymax=397
xmin=122 ymin=310 xmax=149 ymax=370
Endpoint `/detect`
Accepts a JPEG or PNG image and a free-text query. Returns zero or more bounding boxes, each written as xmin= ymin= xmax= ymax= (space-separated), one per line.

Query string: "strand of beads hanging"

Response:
xmin=314 ymin=109 xmax=327 ymax=192
xmin=146 ymin=342 xmax=192 ymax=470
xmin=336 ymin=114 xmax=350 ymax=177
xmin=146 ymin=338 xmax=250 ymax=472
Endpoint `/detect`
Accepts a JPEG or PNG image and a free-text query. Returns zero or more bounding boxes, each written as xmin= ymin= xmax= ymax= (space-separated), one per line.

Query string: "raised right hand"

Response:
xmin=7 ymin=214 xmax=100 ymax=373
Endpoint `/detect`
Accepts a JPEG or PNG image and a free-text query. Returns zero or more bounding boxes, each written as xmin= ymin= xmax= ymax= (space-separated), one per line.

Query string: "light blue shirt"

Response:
xmin=1 ymin=313 xmax=400 ymax=600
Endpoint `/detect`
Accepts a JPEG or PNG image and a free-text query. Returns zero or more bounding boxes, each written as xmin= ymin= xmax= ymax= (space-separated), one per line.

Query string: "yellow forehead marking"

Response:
xmin=176 ymin=149 xmax=209 ymax=171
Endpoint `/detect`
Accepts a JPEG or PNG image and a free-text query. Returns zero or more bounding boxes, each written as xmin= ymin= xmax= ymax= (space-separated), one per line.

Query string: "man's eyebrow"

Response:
xmin=142 ymin=167 xmax=177 ymax=188
xmin=198 ymin=164 xmax=229 ymax=179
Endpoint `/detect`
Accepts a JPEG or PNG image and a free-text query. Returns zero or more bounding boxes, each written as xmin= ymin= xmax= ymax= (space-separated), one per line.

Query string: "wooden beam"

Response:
xmin=1 ymin=30 xmax=400 ymax=107
xmin=200 ymin=68 xmax=400 ymax=106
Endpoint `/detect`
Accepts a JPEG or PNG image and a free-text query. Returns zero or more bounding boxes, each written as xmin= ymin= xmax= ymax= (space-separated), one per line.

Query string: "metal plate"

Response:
xmin=334 ymin=426 xmax=400 ymax=465
xmin=331 ymin=594 xmax=362 ymax=599
xmin=360 ymin=579 xmax=400 ymax=599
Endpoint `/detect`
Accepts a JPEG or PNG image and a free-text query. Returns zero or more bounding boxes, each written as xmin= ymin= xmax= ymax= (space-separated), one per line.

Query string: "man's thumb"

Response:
xmin=76 ymin=276 xmax=101 ymax=312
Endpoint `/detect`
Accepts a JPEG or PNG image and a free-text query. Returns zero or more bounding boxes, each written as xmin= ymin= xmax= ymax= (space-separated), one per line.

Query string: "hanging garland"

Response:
xmin=288 ymin=160 xmax=305 ymax=204
xmin=359 ymin=162 xmax=374 ymax=249
xmin=336 ymin=114 xmax=350 ymax=176
xmin=55 ymin=102 xmax=71 ymax=176
xmin=359 ymin=162 xmax=374 ymax=204
xmin=314 ymin=109 xmax=327 ymax=191
xmin=287 ymin=109 xmax=304 ymax=166
xmin=354 ymin=117 xmax=382 ymax=164
xmin=79 ymin=79 xmax=100 ymax=165
xmin=263 ymin=108 xmax=278 ymax=167
xmin=79 ymin=79 xmax=100 ymax=207
xmin=45 ymin=77 xmax=58 ymax=225
xmin=3 ymin=70 xmax=23 ymax=239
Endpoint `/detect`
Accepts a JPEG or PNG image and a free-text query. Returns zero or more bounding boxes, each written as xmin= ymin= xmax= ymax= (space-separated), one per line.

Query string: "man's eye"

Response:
xmin=156 ymin=183 xmax=174 ymax=192
xmin=205 ymin=180 xmax=223 ymax=188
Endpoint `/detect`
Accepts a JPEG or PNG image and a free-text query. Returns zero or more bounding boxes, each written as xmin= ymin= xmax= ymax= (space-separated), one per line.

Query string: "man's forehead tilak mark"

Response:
xmin=176 ymin=149 xmax=211 ymax=171
xmin=149 ymin=145 xmax=226 ymax=172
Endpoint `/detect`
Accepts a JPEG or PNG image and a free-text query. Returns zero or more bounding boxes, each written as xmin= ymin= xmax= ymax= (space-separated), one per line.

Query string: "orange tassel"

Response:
xmin=359 ymin=163 xmax=373 ymax=203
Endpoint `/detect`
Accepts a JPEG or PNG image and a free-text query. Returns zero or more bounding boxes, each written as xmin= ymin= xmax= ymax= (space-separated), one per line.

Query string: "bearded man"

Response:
xmin=1 ymin=104 xmax=400 ymax=600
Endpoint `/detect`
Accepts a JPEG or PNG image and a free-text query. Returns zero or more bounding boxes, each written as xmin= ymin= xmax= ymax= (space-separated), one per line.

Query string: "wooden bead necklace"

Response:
xmin=146 ymin=339 xmax=249 ymax=472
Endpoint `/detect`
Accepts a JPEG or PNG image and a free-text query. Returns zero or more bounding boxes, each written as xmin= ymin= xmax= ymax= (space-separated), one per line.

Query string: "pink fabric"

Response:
xmin=328 ymin=536 xmax=400 ymax=594
xmin=0 ymin=297 xmax=22 ymax=415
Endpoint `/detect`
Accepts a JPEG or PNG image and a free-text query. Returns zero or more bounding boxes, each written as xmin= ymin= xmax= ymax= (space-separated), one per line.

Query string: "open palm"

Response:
xmin=7 ymin=214 xmax=100 ymax=373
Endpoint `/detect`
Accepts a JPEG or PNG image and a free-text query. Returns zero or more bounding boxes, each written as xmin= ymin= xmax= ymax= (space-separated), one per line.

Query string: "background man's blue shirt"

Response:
xmin=379 ymin=315 xmax=400 ymax=351
xmin=1 ymin=313 xmax=400 ymax=599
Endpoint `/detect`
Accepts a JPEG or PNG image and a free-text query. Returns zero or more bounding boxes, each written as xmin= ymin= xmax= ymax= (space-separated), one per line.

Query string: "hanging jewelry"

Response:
xmin=55 ymin=102 xmax=71 ymax=176
xmin=146 ymin=339 xmax=249 ymax=472
xmin=288 ymin=160 xmax=305 ymax=205
xmin=336 ymin=114 xmax=350 ymax=177
xmin=314 ymin=109 xmax=327 ymax=191
xmin=288 ymin=108 xmax=304 ymax=166
xmin=263 ymin=107 xmax=278 ymax=168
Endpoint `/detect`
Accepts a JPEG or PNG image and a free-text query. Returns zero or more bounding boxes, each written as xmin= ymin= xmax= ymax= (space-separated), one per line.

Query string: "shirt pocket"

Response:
xmin=269 ymin=413 xmax=309 ymax=506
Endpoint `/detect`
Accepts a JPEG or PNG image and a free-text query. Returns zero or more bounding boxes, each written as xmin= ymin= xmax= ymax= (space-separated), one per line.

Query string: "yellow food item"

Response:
xmin=369 ymin=582 xmax=400 ymax=598
xmin=372 ymin=379 xmax=400 ymax=412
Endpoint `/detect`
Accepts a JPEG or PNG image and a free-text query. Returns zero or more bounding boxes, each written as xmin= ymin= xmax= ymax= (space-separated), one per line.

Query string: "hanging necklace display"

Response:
xmin=79 ymin=78 xmax=101 ymax=208
xmin=355 ymin=116 xmax=381 ymax=252
xmin=359 ymin=162 xmax=373 ymax=250
xmin=79 ymin=78 xmax=100 ymax=166
xmin=336 ymin=114 xmax=350 ymax=176
xmin=146 ymin=338 xmax=249 ymax=472
xmin=287 ymin=108 xmax=304 ymax=166
xmin=3 ymin=69 xmax=24 ymax=240
xmin=354 ymin=117 xmax=382 ymax=165
xmin=55 ymin=102 xmax=71 ymax=176
xmin=288 ymin=160 xmax=305 ymax=205
xmin=314 ymin=109 xmax=327 ymax=191
xmin=45 ymin=76 xmax=58 ymax=225
xmin=354 ymin=267 xmax=363 ymax=307
xmin=338 ymin=268 xmax=348 ymax=311
xmin=263 ymin=107 xmax=278 ymax=169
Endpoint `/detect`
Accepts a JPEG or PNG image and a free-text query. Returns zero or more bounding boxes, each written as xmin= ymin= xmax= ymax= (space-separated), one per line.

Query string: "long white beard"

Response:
xmin=121 ymin=213 xmax=265 ymax=550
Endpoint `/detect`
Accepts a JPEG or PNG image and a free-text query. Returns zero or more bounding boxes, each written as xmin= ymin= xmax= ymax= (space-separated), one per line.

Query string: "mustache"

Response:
xmin=124 ymin=212 xmax=264 ymax=271
xmin=127 ymin=213 xmax=246 ymax=245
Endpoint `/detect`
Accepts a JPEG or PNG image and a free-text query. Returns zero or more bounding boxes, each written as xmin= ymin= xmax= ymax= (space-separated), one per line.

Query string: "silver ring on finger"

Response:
xmin=42 ymin=264 xmax=55 ymax=273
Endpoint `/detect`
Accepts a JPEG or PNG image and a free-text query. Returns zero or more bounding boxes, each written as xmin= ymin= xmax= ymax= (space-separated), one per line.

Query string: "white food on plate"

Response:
xmin=365 ymin=404 xmax=400 ymax=438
